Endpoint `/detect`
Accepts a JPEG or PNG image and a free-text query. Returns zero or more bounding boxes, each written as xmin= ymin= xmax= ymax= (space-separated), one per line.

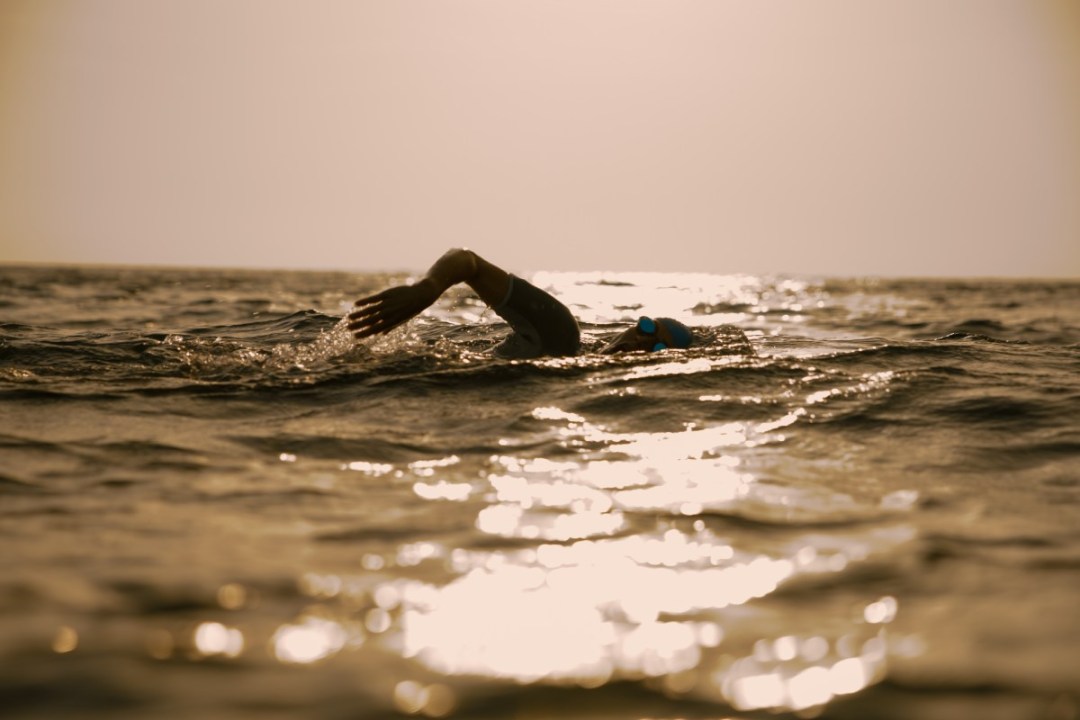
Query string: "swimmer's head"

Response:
xmin=601 ymin=316 xmax=694 ymax=354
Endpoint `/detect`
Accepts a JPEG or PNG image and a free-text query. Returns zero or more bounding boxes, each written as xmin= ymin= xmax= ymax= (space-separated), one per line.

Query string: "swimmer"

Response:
xmin=347 ymin=248 xmax=693 ymax=358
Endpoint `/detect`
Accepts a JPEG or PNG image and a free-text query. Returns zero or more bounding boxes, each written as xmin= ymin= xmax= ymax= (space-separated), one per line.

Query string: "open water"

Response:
xmin=1 ymin=264 xmax=1078 ymax=720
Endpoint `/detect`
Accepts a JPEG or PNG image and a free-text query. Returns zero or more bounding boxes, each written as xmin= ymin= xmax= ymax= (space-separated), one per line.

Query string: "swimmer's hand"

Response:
xmin=347 ymin=280 xmax=440 ymax=339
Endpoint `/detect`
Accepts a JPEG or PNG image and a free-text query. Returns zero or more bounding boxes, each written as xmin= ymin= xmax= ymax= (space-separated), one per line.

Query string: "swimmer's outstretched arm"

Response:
xmin=347 ymin=248 xmax=511 ymax=339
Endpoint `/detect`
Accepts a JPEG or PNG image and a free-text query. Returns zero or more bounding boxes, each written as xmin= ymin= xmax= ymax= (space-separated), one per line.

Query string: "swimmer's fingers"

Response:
xmin=347 ymin=283 xmax=438 ymax=339
xmin=349 ymin=287 xmax=396 ymax=316
xmin=348 ymin=303 xmax=410 ymax=338
xmin=347 ymin=303 xmax=404 ymax=338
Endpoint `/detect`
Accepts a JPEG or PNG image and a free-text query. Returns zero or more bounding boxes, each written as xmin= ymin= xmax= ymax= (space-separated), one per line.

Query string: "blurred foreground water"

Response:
xmin=1 ymin=265 xmax=1078 ymax=719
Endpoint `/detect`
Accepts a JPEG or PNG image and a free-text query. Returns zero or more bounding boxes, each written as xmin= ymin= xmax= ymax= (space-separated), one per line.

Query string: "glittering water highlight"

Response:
xmin=1 ymin=265 xmax=1078 ymax=719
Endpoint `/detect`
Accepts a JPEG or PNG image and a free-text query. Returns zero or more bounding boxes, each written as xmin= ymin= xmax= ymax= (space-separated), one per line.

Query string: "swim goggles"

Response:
xmin=637 ymin=316 xmax=668 ymax=352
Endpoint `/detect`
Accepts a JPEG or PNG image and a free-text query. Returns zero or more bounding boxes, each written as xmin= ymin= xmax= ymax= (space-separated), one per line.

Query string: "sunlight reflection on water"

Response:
xmin=535 ymin=271 xmax=817 ymax=330
xmin=193 ymin=621 xmax=244 ymax=658
xmin=272 ymin=615 xmax=350 ymax=664
xmin=255 ymin=391 xmax=920 ymax=715
xmin=11 ymin=267 xmax=1079 ymax=719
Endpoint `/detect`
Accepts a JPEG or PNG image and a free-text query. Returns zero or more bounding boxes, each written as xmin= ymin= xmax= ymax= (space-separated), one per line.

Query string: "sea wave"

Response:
xmin=2 ymin=266 xmax=1078 ymax=719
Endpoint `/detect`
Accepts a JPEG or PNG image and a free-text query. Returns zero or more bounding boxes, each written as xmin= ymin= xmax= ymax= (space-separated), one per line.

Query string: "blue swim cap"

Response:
xmin=655 ymin=317 xmax=693 ymax=349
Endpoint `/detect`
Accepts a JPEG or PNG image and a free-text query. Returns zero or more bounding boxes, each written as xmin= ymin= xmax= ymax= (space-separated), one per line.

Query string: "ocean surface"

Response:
xmin=1 ymin=264 xmax=1078 ymax=720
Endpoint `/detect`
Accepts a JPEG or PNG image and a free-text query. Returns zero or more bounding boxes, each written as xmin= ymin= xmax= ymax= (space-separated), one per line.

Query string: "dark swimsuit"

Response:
xmin=491 ymin=276 xmax=580 ymax=358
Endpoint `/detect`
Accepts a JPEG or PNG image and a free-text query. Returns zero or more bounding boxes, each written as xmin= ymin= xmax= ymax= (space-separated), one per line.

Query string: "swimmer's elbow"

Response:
xmin=446 ymin=247 xmax=478 ymax=266
xmin=450 ymin=248 xmax=486 ymax=278
xmin=430 ymin=247 xmax=480 ymax=287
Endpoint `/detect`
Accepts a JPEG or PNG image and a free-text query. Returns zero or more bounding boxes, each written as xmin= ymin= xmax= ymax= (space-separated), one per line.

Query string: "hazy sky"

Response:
xmin=1 ymin=0 xmax=1078 ymax=276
